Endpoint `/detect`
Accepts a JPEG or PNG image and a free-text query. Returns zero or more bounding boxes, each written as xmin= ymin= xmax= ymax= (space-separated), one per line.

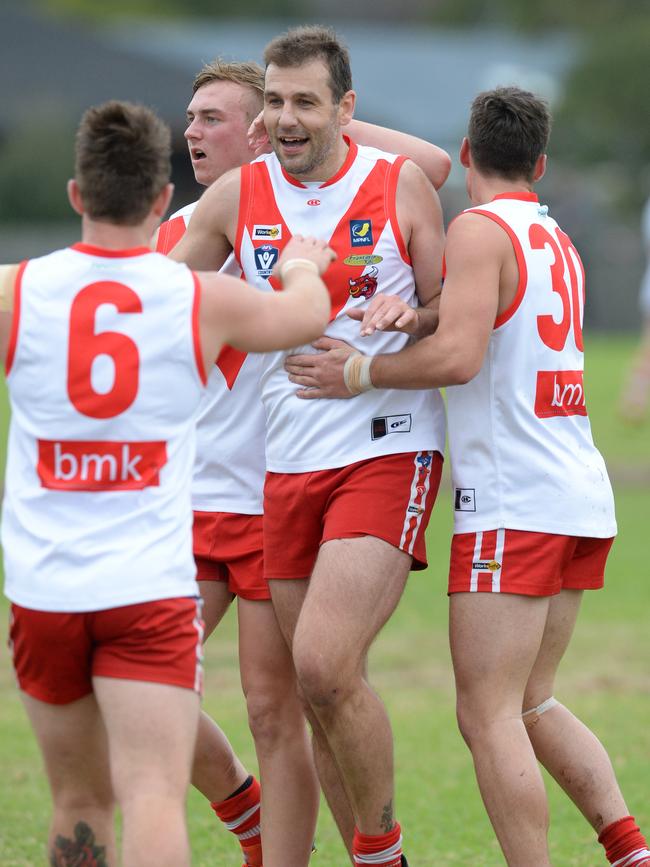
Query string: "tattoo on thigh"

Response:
xmin=380 ymin=799 xmax=394 ymax=833
xmin=50 ymin=821 xmax=107 ymax=867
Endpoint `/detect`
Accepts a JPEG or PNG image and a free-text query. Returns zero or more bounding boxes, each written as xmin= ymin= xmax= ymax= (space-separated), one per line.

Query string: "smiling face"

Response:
xmin=184 ymin=80 xmax=261 ymax=186
xmin=263 ymin=58 xmax=355 ymax=182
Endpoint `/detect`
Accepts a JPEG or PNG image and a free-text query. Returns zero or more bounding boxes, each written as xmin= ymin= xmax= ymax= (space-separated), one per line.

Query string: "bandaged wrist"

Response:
xmin=279 ymin=258 xmax=319 ymax=280
xmin=343 ymin=352 xmax=375 ymax=395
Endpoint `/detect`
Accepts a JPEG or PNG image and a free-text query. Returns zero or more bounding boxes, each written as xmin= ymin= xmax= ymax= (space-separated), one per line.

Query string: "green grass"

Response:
xmin=1 ymin=333 xmax=649 ymax=865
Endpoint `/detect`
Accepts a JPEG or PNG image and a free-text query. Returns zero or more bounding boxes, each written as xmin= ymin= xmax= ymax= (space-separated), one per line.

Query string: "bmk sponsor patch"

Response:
xmin=371 ymin=413 xmax=412 ymax=440
xmin=455 ymin=488 xmax=476 ymax=512
xmin=252 ymin=224 xmax=282 ymax=240
xmin=349 ymin=219 xmax=373 ymax=247
xmin=254 ymin=245 xmax=279 ymax=278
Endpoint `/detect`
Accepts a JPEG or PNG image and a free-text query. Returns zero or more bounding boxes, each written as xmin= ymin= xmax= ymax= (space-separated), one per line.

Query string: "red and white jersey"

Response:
xmin=235 ymin=139 xmax=445 ymax=472
xmin=446 ymin=193 xmax=616 ymax=538
xmin=2 ymin=244 xmax=206 ymax=612
xmin=157 ymin=202 xmax=266 ymax=514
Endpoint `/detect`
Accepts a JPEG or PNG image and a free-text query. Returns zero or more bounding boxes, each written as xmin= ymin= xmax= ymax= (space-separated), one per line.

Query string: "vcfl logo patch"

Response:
xmin=254 ymin=245 xmax=279 ymax=278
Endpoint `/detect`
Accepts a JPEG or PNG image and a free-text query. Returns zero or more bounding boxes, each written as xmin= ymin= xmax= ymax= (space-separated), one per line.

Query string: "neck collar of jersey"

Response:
xmin=71 ymin=243 xmax=152 ymax=258
xmin=281 ymin=135 xmax=357 ymax=189
xmin=491 ymin=192 xmax=539 ymax=203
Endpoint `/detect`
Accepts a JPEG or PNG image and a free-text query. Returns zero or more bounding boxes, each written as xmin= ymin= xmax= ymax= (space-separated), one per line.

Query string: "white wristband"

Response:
xmin=279 ymin=257 xmax=319 ymax=280
xmin=343 ymin=352 xmax=375 ymax=395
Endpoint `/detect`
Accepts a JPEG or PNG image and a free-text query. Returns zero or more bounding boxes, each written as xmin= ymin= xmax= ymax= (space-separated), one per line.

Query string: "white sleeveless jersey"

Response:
xmin=157 ymin=202 xmax=266 ymax=513
xmin=235 ymin=139 xmax=445 ymax=472
xmin=446 ymin=193 xmax=616 ymax=538
xmin=2 ymin=244 xmax=206 ymax=612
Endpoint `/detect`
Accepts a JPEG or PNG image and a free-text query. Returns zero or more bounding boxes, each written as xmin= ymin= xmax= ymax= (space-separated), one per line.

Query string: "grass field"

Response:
xmin=0 ymin=333 xmax=648 ymax=866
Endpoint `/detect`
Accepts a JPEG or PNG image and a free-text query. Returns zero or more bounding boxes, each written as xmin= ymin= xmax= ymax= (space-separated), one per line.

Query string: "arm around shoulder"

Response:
xmin=346 ymin=119 xmax=451 ymax=190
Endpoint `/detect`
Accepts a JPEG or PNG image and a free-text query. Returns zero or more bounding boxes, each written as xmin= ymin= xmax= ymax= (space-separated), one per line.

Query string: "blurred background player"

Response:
xmin=289 ymin=86 xmax=650 ymax=867
xmin=619 ymin=195 xmax=650 ymax=423
xmin=169 ymin=25 xmax=447 ymax=867
xmin=0 ymin=99 xmax=334 ymax=867
xmin=158 ymin=55 xmax=450 ymax=866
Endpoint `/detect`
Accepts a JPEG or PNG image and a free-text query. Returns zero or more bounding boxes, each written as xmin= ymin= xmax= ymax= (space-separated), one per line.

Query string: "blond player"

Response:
xmin=0 ymin=99 xmax=332 ymax=867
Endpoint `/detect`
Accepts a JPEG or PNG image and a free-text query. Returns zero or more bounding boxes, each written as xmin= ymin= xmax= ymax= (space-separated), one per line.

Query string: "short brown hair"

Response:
xmin=75 ymin=100 xmax=171 ymax=225
xmin=468 ymin=87 xmax=552 ymax=182
xmin=263 ymin=25 xmax=352 ymax=103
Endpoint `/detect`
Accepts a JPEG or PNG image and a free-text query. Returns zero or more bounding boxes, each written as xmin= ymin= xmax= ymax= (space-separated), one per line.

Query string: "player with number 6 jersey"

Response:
xmin=0 ymin=99 xmax=334 ymax=867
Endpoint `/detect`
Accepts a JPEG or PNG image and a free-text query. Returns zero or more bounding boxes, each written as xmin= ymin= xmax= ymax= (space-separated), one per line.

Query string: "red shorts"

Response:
xmin=264 ymin=451 xmax=443 ymax=580
xmin=448 ymin=528 xmax=615 ymax=596
xmin=192 ymin=511 xmax=268 ymax=601
xmin=9 ymin=597 xmax=204 ymax=705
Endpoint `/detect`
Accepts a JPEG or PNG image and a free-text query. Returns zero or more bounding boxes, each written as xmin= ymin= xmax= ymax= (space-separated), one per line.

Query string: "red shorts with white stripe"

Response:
xmin=193 ymin=511 xmax=268 ymax=601
xmin=9 ymin=597 xmax=204 ymax=704
xmin=263 ymin=451 xmax=442 ymax=580
xmin=448 ymin=528 xmax=615 ymax=596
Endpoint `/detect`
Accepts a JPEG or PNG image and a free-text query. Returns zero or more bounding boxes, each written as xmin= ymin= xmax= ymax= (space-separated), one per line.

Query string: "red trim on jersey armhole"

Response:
xmin=235 ymin=164 xmax=253 ymax=267
xmin=70 ymin=243 xmax=152 ymax=258
xmin=386 ymin=155 xmax=410 ymax=265
xmin=156 ymin=216 xmax=187 ymax=254
xmin=492 ymin=192 xmax=539 ymax=203
xmin=5 ymin=260 xmax=27 ymax=376
xmin=191 ymin=271 xmax=207 ymax=386
xmin=469 ymin=208 xmax=528 ymax=328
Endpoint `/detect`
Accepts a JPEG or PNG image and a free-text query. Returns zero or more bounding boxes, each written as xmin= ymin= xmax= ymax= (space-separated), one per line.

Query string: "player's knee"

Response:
xmin=245 ymin=684 xmax=300 ymax=748
xmin=293 ymin=652 xmax=353 ymax=713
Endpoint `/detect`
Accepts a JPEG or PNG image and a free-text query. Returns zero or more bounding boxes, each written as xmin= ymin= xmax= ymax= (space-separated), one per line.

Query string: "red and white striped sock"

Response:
xmin=599 ymin=816 xmax=650 ymax=866
xmin=211 ymin=776 xmax=263 ymax=866
xmin=353 ymin=823 xmax=403 ymax=867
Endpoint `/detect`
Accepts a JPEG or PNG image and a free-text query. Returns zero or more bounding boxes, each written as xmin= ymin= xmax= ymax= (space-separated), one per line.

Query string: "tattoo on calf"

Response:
xmin=50 ymin=821 xmax=108 ymax=867
xmin=380 ymin=799 xmax=394 ymax=833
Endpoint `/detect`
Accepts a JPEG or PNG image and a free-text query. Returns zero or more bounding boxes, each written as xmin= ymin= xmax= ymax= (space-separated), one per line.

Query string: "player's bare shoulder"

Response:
xmin=193 ymin=164 xmax=242 ymax=240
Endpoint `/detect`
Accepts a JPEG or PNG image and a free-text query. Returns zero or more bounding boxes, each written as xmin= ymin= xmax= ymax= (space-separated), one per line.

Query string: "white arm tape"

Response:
xmin=279 ymin=257 xmax=319 ymax=280
xmin=343 ymin=352 xmax=375 ymax=395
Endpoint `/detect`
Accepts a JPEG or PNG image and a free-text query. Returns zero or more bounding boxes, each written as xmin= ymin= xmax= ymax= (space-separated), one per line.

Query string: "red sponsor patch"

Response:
xmin=37 ymin=440 xmax=168 ymax=491
xmin=534 ymin=370 xmax=587 ymax=418
xmin=307 ymin=199 xmax=321 ymax=206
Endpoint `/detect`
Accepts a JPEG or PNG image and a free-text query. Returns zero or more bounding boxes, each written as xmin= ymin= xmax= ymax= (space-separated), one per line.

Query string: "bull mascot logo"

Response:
xmin=348 ymin=266 xmax=378 ymax=300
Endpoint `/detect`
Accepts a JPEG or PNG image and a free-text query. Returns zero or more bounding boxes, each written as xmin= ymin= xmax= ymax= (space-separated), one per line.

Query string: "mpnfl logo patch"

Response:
xmin=349 ymin=219 xmax=373 ymax=247
xmin=455 ymin=488 xmax=476 ymax=512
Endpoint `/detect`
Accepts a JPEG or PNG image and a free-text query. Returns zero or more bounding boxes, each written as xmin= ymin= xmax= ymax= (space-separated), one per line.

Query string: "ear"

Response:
xmin=67 ymin=179 xmax=84 ymax=216
xmin=152 ymin=183 xmax=175 ymax=219
xmin=459 ymin=137 xmax=471 ymax=168
xmin=339 ymin=89 xmax=356 ymax=127
xmin=533 ymin=153 xmax=547 ymax=182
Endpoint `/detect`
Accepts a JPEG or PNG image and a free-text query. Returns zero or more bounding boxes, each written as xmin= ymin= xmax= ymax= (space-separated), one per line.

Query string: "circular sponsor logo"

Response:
xmin=307 ymin=199 xmax=321 ymax=206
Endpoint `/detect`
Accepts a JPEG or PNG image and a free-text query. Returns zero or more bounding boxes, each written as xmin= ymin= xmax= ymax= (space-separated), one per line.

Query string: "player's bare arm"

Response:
xmin=368 ymin=213 xmax=507 ymax=389
xmin=168 ymin=168 xmax=240 ymax=270
xmin=351 ymin=159 xmax=445 ymax=340
xmin=344 ymin=119 xmax=451 ymax=190
xmin=287 ymin=213 xmax=506 ymax=399
xmin=198 ymin=235 xmax=334 ymax=367
xmin=0 ymin=264 xmax=18 ymax=360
